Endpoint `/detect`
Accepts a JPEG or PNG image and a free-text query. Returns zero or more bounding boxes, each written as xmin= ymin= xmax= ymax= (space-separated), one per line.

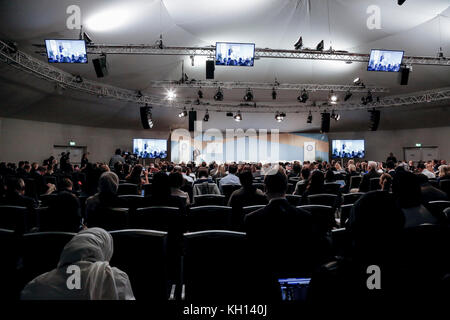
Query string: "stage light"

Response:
xmin=294 ymin=36 xmax=303 ymax=50
xmin=329 ymin=90 xmax=338 ymax=104
xmin=331 ymin=110 xmax=341 ymax=121
xmin=197 ymin=88 xmax=203 ymax=99
xmin=136 ymin=90 xmax=143 ymax=98
xmin=272 ymin=87 xmax=277 ymax=100
xmin=353 ymin=77 xmax=361 ymax=85
xmin=243 ymin=88 xmax=254 ymax=102
xmin=366 ymin=90 xmax=373 ymax=103
xmin=178 ymin=107 xmax=188 ymax=118
xmin=74 ymin=75 xmax=83 ymax=83
xmin=203 ymin=110 xmax=209 ymax=122
xmin=398 ymin=0 xmax=406 ymax=5
xmin=275 ymin=111 xmax=286 ymax=122
xmin=214 ymin=87 xmax=224 ymax=101
xmin=298 ymin=89 xmax=309 ymax=103
xmin=307 ymin=111 xmax=313 ymax=124
xmin=344 ymin=90 xmax=353 ymax=101
xmin=234 ymin=111 xmax=242 ymax=122
xmin=167 ymin=89 xmax=176 ymax=100
xmin=316 ymin=40 xmax=324 ymax=51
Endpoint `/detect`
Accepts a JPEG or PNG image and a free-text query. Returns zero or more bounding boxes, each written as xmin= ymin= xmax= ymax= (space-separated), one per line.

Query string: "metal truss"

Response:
xmin=33 ymin=43 xmax=450 ymax=66
xmin=149 ymin=80 xmax=389 ymax=93
xmin=1 ymin=41 xmax=449 ymax=115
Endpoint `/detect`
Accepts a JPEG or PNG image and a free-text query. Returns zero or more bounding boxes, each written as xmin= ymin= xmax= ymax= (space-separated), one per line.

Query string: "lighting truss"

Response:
xmin=149 ymin=80 xmax=389 ymax=93
xmin=33 ymin=43 xmax=450 ymax=66
xmin=1 ymin=41 xmax=449 ymax=114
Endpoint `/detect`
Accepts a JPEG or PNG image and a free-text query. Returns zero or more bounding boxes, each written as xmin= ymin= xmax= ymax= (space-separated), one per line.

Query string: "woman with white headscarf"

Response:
xmin=21 ymin=228 xmax=135 ymax=300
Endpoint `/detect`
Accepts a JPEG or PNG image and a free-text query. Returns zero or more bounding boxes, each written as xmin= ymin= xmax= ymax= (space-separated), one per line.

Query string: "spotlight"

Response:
xmin=136 ymin=90 xmax=143 ymax=98
xmin=298 ymin=89 xmax=309 ymax=103
xmin=74 ymin=75 xmax=83 ymax=83
xmin=167 ymin=89 xmax=176 ymax=100
xmin=203 ymin=109 xmax=209 ymax=122
xmin=316 ymin=40 xmax=324 ymax=51
xmin=275 ymin=112 xmax=286 ymax=122
xmin=234 ymin=110 xmax=242 ymax=122
xmin=398 ymin=0 xmax=406 ymax=5
xmin=272 ymin=87 xmax=277 ymax=100
xmin=331 ymin=110 xmax=341 ymax=121
xmin=178 ymin=107 xmax=188 ymax=118
xmin=214 ymin=87 xmax=224 ymax=101
xmin=147 ymin=108 xmax=154 ymax=129
xmin=294 ymin=36 xmax=303 ymax=50
xmin=329 ymin=90 xmax=338 ymax=104
xmin=197 ymin=88 xmax=203 ymax=99
xmin=353 ymin=77 xmax=361 ymax=85
xmin=344 ymin=90 xmax=353 ymax=101
xmin=307 ymin=111 xmax=313 ymax=124
xmin=243 ymin=88 xmax=254 ymax=102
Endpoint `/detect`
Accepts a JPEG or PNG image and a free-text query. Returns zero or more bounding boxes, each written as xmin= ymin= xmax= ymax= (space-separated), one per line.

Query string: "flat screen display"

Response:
xmin=332 ymin=140 xmax=365 ymax=159
xmin=367 ymin=49 xmax=404 ymax=72
xmin=45 ymin=39 xmax=88 ymax=63
xmin=278 ymin=278 xmax=311 ymax=301
xmin=133 ymin=139 xmax=167 ymax=159
xmin=215 ymin=42 xmax=255 ymax=66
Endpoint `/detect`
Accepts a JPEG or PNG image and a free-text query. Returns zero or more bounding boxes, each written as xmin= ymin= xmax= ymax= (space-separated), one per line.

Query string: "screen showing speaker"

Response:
xmin=133 ymin=139 xmax=167 ymax=159
xmin=367 ymin=49 xmax=404 ymax=72
xmin=215 ymin=42 xmax=255 ymax=66
xmin=45 ymin=39 xmax=88 ymax=63
xmin=332 ymin=140 xmax=365 ymax=159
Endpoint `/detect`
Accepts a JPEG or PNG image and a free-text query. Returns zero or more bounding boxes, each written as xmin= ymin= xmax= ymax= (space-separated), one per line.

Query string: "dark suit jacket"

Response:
xmin=359 ymin=170 xmax=381 ymax=192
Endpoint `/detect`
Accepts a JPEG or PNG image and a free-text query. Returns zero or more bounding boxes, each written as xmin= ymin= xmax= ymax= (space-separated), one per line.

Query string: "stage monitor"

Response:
xmin=367 ymin=49 xmax=404 ymax=72
xmin=215 ymin=42 xmax=255 ymax=67
xmin=332 ymin=140 xmax=365 ymax=159
xmin=133 ymin=139 xmax=167 ymax=159
xmin=45 ymin=39 xmax=88 ymax=63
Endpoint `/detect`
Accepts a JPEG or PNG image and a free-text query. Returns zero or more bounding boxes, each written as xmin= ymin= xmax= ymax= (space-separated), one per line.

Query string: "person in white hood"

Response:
xmin=21 ymin=228 xmax=135 ymax=300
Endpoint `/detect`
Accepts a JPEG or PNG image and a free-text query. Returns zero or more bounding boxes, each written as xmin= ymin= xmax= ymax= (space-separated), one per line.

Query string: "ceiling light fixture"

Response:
xmin=275 ymin=111 xmax=286 ymax=122
xmin=178 ymin=107 xmax=188 ymax=118
xmin=298 ymin=89 xmax=309 ymax=103
xmin=203 ymin=110 xmax=209 ymax=122
xmin=167 ymin=89 xmax=176 ymax=100
xmin=214 ymin=87 xmax=224 ymax=101
xmin=243 ymin=88 xmax=254 ymax=102
xmin=234 ymin=110 xmax=242 ymax=122
xmin=307 ymin=111 xmax=313 ymax=124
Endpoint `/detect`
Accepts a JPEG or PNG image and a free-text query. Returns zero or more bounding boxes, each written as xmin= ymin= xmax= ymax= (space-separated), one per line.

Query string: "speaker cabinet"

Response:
xmin=206 ymin=60 xmax=215 ymax=79
xmin=320 ymin=112 xmax=330 ymax=133
xmin=140 ymin=106 xmax=151 ymax=129
xmin=369 ymin=109 xmax=381 ymax=131
xmin=93 ymin=55 xmax=108 ymax=78
xmin=189 ymin=110 xmax=197 ymax=132
xmin=400 ymin=66 xmax=410 ymax=85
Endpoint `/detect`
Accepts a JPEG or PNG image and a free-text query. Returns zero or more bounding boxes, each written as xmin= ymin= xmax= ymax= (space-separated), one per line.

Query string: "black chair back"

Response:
xmin=117 ymin=183 xmax=139 ymax=195
xmin=349 ymin=176 xmax=362 ymax=190
xmin=183 ymin=230 xmax=248 ymax=301
xmin=242 ymin=205 xmax=266 ymax=216
xmin=307 ymin=194 xmax=338 ymax=207
xmin=340 ymin=204 xmax=353 ymax=227
xmin=143 ymin=183 xmax=153 ymax=197
xmin=324 ymin=182 xmax=341 ymax=195
xmin=252 ymin=183 xmax=265 ymax=192
xmin=20 ymin=232 xmax=76 ymax=290
xmin=0 ymin=228 xmax=18 ymax=300
xmin=193 ymin=194 xmax=225 ymax=206
xmin=287 ymin=183 xmax=295 ymax=194
xmin=221 ymin=184 xmax=241 ymax=203
xmin=342 ymin=192 xmax=365 ymax=205
xmin=110 ymin=229 xmax=168 ymax=300
xmin=44 ymin=176 xmax=57 ymax=186
xmin=39 ymin=193 xmax=58 ymax=207
xmin=286 ymin=195 xmax=303 ymax=206
xmin=439 ymin=179 xmax=450 ymax=198
xmin=132 ymin=206 xmax=181 ymax=232
xmin=86 ymin=207 xmax=129 ymax=231
xmin=23 ymin=178 xmax=37 ymax=199
xmin=118 ymin=195 xmax=147 ymax=210
xmin=188 ymin=206 xmax=232 ymax=231
xmin=293 ymin=182 xmax=307 ymax=195
xmin=0 ymin=205 xmax=29 ymax=233
xmin=369 ymin=177 xmax=381 ymax=191
xmin=427 ymin=201 xmax=450 ymax=222
xmin=297 ymin=205 xmax=336 ymax=232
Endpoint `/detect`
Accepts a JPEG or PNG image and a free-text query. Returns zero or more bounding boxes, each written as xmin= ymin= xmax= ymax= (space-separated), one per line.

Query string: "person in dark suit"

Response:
xmin=0 ymin=177 xmax=38 ymax=210
xmin=358 ymin=161 xmax=381 ymax=192
xmin=244 ymin=167 xmax=332 ymax=299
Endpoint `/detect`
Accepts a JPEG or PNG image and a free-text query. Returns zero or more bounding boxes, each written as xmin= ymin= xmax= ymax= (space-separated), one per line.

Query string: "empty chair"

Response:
xmin=182 ymin=230 xmax=249 ymax=301
xmin=132 ymin=206 xmax=181 ymax=232
xmin=117 ymin=183 xmax=139 ymax=195
xmin=193 ymin=194 xmax=225 ymax=206
xmin=0 ymin=205 xmax=29 ymax=233
xmin=307 ymin=194 xmax=338 ymax=207
xmin=187 ymin=206 xmax=232 ymax=231
xmin=369 ymin=177 xmax=381 ymax=191
xmin=20 ymin=232 xmax=76 ymax=290
xmin=110 ymin=229 xmax=168 ymax=300
xmin=439 ymin=180 xmax=450 ymax=198
xmin=427 ymin=200 xmax=450 ymax=222
xmin=342 ymin=192 xmax=365 ymax=205
xmin=143 ymin=183 xmax=153 ymax=197
xmin=86 ymin=207 xmax=129 ymax=231
xmin=297 ymin=205 xmax=336 ymax=232
xmin=324 ymin=182 xmax=341 ymax=195
xmin=286 ymin=195 xmax=302 ymax=207
xmin=340 ymin=204 xmax=353 ymax=227
xmin=349 ymin=176 xmax=362 ymax=190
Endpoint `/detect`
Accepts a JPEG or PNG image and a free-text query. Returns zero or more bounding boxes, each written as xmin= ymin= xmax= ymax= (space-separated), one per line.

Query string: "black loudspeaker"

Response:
xmin=400 ymin=66 xmax=410 ymax=85
xmin=206 ymin=60 xmax=215 ymax=79
xmin=189 ymin=110 xmax=197 ymax=132
xmin=369 ymin=109 xmax=381 ymax=131
xmin=320 ymin=112 xmax=330 ymax=133
xmin=140 ymin=106 xmax=151 ymax=129
xmin=93 ymin=55 xmax=108 ymax=78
